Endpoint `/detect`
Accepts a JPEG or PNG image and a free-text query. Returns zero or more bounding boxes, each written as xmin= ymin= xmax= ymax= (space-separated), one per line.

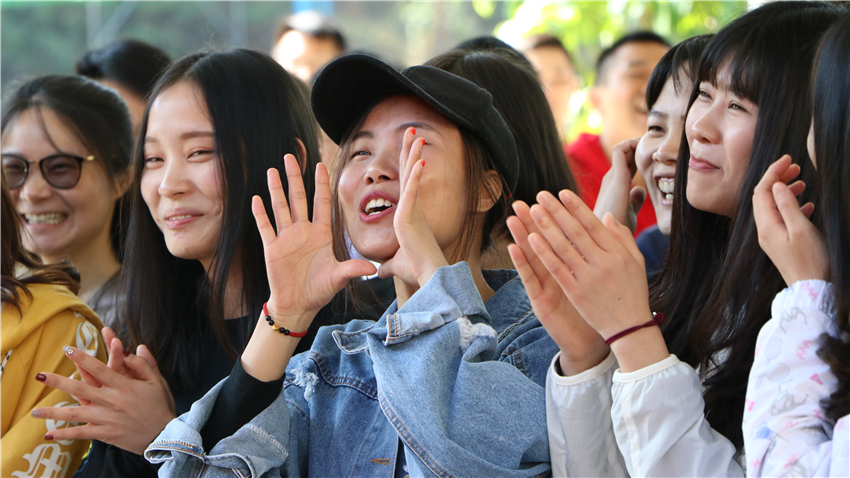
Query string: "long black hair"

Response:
xmin=649 ymin=1 xmax=841 ymax=448
xmin=813 ymin=10 xmax=850 ymax=422
xmin=122 ymin=49 xmax=319 ymax=388
xmin=1 ymin=75 xmax=133 ymax=261
xmin=424 ymin=48 xmax=577 ymax=244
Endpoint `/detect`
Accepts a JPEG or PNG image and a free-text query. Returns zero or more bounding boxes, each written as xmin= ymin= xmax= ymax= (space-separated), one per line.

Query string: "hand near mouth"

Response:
xmin=377 ymin=127 xmax=448 ymax=288
xmin=253 ymin=154 xmax=378 ymax=325
xmin=594 ymin=137 xmax=645 ymax=234
xmin=753 ymin=154 xmax=825 ymax=286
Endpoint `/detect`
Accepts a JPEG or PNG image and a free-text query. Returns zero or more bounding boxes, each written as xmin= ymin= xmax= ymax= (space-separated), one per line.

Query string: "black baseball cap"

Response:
xmin=310 ymin=54 xmax=519 ymax=193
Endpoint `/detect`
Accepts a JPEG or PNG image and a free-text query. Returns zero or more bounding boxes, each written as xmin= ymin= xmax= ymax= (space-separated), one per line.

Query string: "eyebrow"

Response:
xmin=351 ymin=121 xmax=442 ymax=142
xmin=648 ymin=109 xmax=668 ymax=119
xmin=627 ymin=59 xmax=650 ymax=69
xmin=145 ymin=130 xmax=215 ymax=143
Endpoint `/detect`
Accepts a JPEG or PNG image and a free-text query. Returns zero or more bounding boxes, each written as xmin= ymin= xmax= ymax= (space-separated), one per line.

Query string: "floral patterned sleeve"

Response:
xmin=743 ymin=280 xmax=849 ymax=477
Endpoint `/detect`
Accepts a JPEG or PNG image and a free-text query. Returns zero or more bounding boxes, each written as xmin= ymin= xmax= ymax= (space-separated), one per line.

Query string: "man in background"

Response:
xmin=521 ymin=34 xmax=579 ymax=140
xmin=567 ymin=31 xmax=670 ymax=235
xmin=272 ymin=11 xmax=345 ymax=83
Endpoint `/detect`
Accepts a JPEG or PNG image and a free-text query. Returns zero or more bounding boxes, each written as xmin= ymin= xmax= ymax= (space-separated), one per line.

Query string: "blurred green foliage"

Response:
xmin=492 ymin=1 xmax=748 ymax=141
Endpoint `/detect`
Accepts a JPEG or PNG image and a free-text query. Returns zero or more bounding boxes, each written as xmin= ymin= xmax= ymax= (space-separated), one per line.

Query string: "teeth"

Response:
xmin=365 ymin=198 xmax=396 ymax=215
xmin=24 ymin=213 xmax=67 ymax=225
xmin=167 ymin=215 xmax=194 ymax=220
xmin=657 ymin=178 xmax=675 ymax=194
xmin=665 ymin=193 xmax=673 ymax=201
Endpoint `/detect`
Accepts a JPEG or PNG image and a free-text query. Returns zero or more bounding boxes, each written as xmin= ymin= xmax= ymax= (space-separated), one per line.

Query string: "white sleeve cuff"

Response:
xmin=613 ymin=354 xmax=679 ymax=383
xmin=548 ymin=350 xmax=616 ymax=385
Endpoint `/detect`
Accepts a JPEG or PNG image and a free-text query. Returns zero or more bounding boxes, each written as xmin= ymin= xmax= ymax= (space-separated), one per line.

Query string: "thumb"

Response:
xmin=629 ymin=186 xmax=646 ymax=213
xmin=135 ymin=344 xmax=160 ymax=371
xmin=123 ymin=352 xmax=159 ymax=383
xmin=603 ymin=213 xmax=645 ymax=267
xmin=333 ymin=259 xmax=378 ymax=289
xmin=377 ymin=258 xmax=396 ymax=280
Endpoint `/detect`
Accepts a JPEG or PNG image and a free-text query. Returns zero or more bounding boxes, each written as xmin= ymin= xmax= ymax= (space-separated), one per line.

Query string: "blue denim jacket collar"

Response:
xmin=333 ymin=268 xmax=527 ymax=354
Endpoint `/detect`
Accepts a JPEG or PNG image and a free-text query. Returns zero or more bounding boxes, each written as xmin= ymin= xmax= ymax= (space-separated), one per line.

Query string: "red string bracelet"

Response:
xmin=263 ymin=302 xmax=308 ymax=338
xmin=604 ymin=312 xmax=665 ymax=346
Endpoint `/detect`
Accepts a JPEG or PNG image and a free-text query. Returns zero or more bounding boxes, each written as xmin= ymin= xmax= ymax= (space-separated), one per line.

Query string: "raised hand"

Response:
xmin=377 ymin=128 xmax=448 ymax=288
xmin=507 ymin=199 xmax=608 ymax=375
xmin=32 ymin=345 xmax=176 ymax=455
xmin=753 ymin=155 xmax=826 ymax=286
xmin=594 ymin=138 xmax=645 ymax=233
xmin=253 ymin=154 xmax=377 ymax=328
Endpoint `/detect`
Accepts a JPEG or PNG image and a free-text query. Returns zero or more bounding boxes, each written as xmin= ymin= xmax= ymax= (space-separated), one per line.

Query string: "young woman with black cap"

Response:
xmin=144 ymin=54 xmax=558 ymax=477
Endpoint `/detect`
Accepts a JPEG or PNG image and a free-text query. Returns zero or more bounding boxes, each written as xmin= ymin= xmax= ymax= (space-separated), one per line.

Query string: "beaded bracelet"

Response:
xmin=263 ymin=302 xmax=308 ymax=338
xmin=604 ymin=312 xmax=665 ymax=346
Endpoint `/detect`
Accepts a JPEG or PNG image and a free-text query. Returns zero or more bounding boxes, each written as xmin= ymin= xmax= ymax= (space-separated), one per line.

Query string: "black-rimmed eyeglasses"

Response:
xmin=1 ymin=154 xmax=95 ymax=190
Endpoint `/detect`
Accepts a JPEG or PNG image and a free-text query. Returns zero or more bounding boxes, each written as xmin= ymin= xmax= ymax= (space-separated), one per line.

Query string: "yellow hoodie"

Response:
xmin=1 ymin=283 xmax=106 ymax=478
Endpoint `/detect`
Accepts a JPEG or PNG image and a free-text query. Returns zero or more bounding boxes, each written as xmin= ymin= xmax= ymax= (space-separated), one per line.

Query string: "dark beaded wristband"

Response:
xmin=263 ymin=302 xmax=308 ymax=338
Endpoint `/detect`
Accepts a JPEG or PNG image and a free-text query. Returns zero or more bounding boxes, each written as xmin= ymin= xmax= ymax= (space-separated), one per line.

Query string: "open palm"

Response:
xmin=253 ymin=154 xmax=376 ymax=321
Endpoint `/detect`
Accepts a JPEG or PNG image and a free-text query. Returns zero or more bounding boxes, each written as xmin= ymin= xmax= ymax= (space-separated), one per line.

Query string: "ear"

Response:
xmin=589 ymin=85 xmax=604 ymax=113
xmin=476 ymin=170 xmax=503 ymax=213
xmin=294 ymin=138 xmax=308 ymax=174
xmin=111 ymin=169 xmax=133 ymax=200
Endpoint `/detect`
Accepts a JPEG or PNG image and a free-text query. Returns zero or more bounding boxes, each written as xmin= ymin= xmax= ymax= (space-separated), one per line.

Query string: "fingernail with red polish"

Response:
xmin=411 ymin=127 xmax=416 ymax=135
xmin=123 ymin=350 xmax=130 ymax=357
xmin=35 ymin=373 xmax=46 ymax=382
xmin=44 ymin=434 xmax=54 ymax=441
xmin=420 ymin=138 xmax=426 ymax=146
xmin=420 ymin=160 xmax=425 ymax=167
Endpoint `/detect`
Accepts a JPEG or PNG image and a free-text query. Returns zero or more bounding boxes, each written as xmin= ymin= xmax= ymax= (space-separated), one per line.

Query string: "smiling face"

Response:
xmin=141 ymin=80 xmax=224 ymax=270
xmin=337 ymin=95 xmax=470 ymax=263
xmin=3 ymin=107 xmax=119 ymax=263
xmin=636 ymin=75 xmax=690 ymax=236
xmin=685 ymin=66 xmax=759 ymax=217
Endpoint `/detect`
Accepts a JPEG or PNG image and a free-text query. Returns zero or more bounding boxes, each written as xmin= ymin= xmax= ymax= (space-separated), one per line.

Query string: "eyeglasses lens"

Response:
xmin=1 ymin=155 xmax=82 ymax=189
xmin=2 ymin=157 xmax=27 ymax=189
xmin=43 ymin=155 xmax=82 ymax=189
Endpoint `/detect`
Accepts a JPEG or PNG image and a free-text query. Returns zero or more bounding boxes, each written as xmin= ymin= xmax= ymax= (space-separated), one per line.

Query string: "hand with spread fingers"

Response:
xmin=377 ymin=128 xmax=448 ymax=288
xmin=240 ymin=154 xmax=378 ymax=382
xmin=507 ymin=199 xmax=608 ymax=376
xmin=753 ymin=154 xmax=826 ymax=286
xmin=253 ymin=154 xmax=378 ymax=328
xmin=525 ymin=190 xmax=669 ymax=372
xmin=31 ymin=343 xmax=176 ymax=455
xmin=594 ymin=138 xmax=646 ymax=234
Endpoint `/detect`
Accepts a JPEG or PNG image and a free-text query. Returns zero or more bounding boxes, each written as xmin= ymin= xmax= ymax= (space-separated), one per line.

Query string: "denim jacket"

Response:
xmin=145 ymin=263 xmax=558 ymax=477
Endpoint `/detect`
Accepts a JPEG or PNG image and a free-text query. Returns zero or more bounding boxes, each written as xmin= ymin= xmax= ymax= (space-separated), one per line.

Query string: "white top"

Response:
xmin=546 ymin=280 xmax=850 ymax=477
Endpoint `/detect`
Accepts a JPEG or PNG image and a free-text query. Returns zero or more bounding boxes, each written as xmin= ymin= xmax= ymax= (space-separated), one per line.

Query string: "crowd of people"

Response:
xmin=1 ymin=2 xmax=848 ymax=477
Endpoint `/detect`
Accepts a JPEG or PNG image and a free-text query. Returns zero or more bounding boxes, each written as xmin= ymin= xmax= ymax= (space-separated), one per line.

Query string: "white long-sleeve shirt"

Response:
xmin=743 ymin=279 xmax=849 ymax=477
xmin=546 ymin=280 xmax=849 ymax=477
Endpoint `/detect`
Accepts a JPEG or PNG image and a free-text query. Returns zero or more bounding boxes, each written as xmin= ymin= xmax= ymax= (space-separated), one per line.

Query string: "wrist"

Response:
xmin=558 ymin=340 xmax=610 ymax=376
xmin=610 ymin=325 xmax=669 ymax=373
xmin=416 ymin=258 xmax=449 ymax=288
xmin=262 ymin=301 xmax=313 ymax=338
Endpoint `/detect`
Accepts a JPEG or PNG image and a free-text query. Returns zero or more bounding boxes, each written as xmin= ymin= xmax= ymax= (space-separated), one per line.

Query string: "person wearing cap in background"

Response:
xmin=568 ymin=31 xmax=669 ymax=236
xmin=521 ymin=34 xmax=580 ymax=140
xmin=145 ymin=53 xmax=557 ymax=477
xmin=271 ymin=11 xmax=346 ymax=83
